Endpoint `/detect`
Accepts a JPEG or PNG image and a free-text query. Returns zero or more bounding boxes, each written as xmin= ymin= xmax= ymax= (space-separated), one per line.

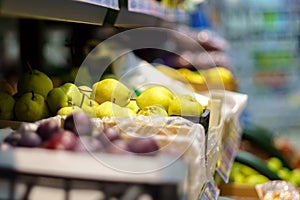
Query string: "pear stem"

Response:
xmin=79 ymin=94 xmax=86 ymax=108
xmin=26 ymin=61 xmax=33 ymax=74
xmin=31 ymin=91 xmax=35 ymax=100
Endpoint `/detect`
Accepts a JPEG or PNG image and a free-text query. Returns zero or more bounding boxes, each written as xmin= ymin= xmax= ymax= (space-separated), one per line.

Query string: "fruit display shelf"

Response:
xmin=0 ymin=114 xmax=208 ymax=200
xmin=0 ymin=147 xmax=187 ymax=200
xmin=0 ymin=90 xmax=248 ymax=200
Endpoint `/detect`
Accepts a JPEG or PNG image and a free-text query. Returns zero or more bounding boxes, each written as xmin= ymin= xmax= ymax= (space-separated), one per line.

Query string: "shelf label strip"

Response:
xmin=128 ymin=0 xmax=165 ymax=19
xmin=73 ymin=0 xmax=119 ymax=10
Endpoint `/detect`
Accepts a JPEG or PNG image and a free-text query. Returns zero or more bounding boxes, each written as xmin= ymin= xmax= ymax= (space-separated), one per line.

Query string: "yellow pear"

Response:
xmin=95 ymin=101 xmax=125 ymax=118
xmin=204 ymin=67 xmax=234 ymax=85
xmin=92 ymin=79 xmax=131 ymax=107
xmin=168 ymin=94 xmax=203 ymax=116
xmin=137 ymin=105 xmax=168 ymax=117
xmin=57 ymin=106 xmax=83 ymax=116
xmin=126 ymin=99 xmax=140 ymax=113
xmin=122 ymin=107 xmax=137 ymax=116
xmin=136 ymin=86 xmax=174 ymax=111
xmin=0 ymin=91 xmax=15 ymax=120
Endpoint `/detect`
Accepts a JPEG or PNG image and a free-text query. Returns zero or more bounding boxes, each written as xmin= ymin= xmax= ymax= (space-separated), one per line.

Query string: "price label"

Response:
xmin=199 ymin=181 xmax=220 ymax=200
xmin=73 ymin=0 xmax=119 ymax=10
xmin=128 ymin=0 xmax=159 ymax=17
xmin=215 ymin=121 xmax=242 ymax=183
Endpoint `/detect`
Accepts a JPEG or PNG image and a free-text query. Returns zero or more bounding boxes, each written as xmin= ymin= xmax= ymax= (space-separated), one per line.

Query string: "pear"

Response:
xmin=95 ymin=101 xmax=125 ymax=118
xmin=0 ymin=91 xmax=15 ymax=120
xmin=126 ymin=99 xmax=140 ymax=113
xmin=137 ymin=105 xmax=168 ymax=117
xmin=136 ymin=86 xmax=174 ymax=111
xmin=168 ymin=94 xmax=203 ymax=116
xmin=81 ymin=98 xmax=98 ymax=118
xmin=122 ymin=107 xmax=137 ymax=116
xmin=17 ymin=69 xmax=53 ymax=98
xmin=0 ymin=80 xmax=17 ymax=96
xmin=78 ymin=85 xmax=93 ymax=99
xmin=92 ymin=79 xmax=131 ymax=107
xmin=46 ymin=83 xmax=82 ymax=114
xmin=57 ymin=106 xmax=82 ymax=116
xmin=14 ymin=91 xmax=50 ymax=122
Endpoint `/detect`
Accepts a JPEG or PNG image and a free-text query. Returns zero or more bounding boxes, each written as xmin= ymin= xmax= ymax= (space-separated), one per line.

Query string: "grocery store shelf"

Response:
xmin=0 ymin=0 xmax=109 ymax=25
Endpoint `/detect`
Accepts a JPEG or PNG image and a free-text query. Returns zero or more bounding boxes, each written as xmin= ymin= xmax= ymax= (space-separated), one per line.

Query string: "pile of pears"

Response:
xmin=0 ymin=67 xmax=204 ymax=122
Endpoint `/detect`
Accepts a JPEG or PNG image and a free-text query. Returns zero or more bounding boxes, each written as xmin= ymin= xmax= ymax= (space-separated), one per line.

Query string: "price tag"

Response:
xmin=73 ymin=0 xmax=119 ymax=10
xmin=199 ymin=181 xmax=220 ymax=200
xmin=215 ymin=121 xmax=242 ymax=183
xmin=128 ymin=0 xmax=158 ymax=16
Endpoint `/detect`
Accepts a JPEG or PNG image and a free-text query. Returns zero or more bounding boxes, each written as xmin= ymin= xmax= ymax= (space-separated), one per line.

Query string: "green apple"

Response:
xmin=168 ymin=94 xmax=203 ymax=116
xmin=0 ymin=91 xmax=15 ymax=120
xmin=266 ymin=157 xmax=283 ymax=173
xmin=136 ymin=86 xmax=174 ymax=111
xmin=46 ymin=83 xmax=82 ymax=114
xmin=245 ymin=174 xmax=269 ymax=185
xmin=17 ymin=69 xmax=53 ymax=98
xmin=14 ymin=91 xmax=50 ymax=122
xmin=57 ymin=106 xmax=82 ymax=116
xmin=95 ymin=101 xmax=125 ymax=117
xmin=289 ymin=169 xmax=300 ymax=186
xmin=137 ymin=105 xmax=168 ymax=117
xmin=92 ymin=79 xmax=131 ymax=107
xmin=278 ymin=167 xmax=291 ymax=180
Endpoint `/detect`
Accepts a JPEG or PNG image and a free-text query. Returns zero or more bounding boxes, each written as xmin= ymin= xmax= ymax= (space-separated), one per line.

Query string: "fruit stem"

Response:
xmin=31 ymin=91 xmax=35 ymax=100
xmin=80 ymin=94 xmax=86 ymax=108
xmin=26 ymin=61 xmax=33 ymax=74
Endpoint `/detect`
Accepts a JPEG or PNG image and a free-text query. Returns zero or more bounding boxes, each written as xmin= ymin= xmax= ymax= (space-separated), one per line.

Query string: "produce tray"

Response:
xmin=0 ymin=115 xmax=208 ymax=200
xmin=219 ymin=183 xmax=300 ymax=200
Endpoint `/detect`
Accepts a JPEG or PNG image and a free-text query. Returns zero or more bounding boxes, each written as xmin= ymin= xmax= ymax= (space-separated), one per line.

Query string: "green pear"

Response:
xmin=14 ymin=91 xmax=50 ymax=122
xmin=92 ymin=79 xmax=131 ymax=107
xmin=95 ymin=101 xmax=125 ymax=117
xmin=137 ymin=105 xmax=168 ymax=117
xmin=57 ymin=106 xmax=82 ymax=116
xmin=81 ymin=98 xmax=98 ymax=118
xmin=0 ymin=91 xmax=15 ymax=120
xmin=46 ymin=83 xmax=82 ymax=114
xmin=136 ymin=86 xmax=174 ymax=111
xmin=168 ymin=94 xmax=203 ymax=116
xmin=17 ymin=69 xmax=53 ymax=98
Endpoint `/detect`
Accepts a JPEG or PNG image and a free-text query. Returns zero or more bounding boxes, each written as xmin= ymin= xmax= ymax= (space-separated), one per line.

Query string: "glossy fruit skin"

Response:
xmin=42 ymin=130 xmax=77 ymax=150
xmin=36 ymin=120 xmax=61 ymax=141
xmin=96 ymin=127 xmax=121 ymax=147
xmin=127 ymin=137 xmax=159 ymax=156
xmin=18 ymin=131 xmax=42 ymax=148
xmin=64 ymin=111 xmax=93 ymax=136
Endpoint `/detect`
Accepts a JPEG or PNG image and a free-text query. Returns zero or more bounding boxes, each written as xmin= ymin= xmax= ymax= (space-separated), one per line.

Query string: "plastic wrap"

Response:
xmin=256 ymin=180 xmax=300 ymax=200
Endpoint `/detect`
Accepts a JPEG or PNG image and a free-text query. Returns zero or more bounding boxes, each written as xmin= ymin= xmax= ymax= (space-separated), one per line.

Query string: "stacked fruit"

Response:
xmin=227 ymin=124 xmax=300 ymax=187
xmin=0 ymin=67 xmax=205 ymax=122
xmin=1 ymin=111 xmax=163 ymax=156
xmin=155 ymin=65 xmax=237 ymax=92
